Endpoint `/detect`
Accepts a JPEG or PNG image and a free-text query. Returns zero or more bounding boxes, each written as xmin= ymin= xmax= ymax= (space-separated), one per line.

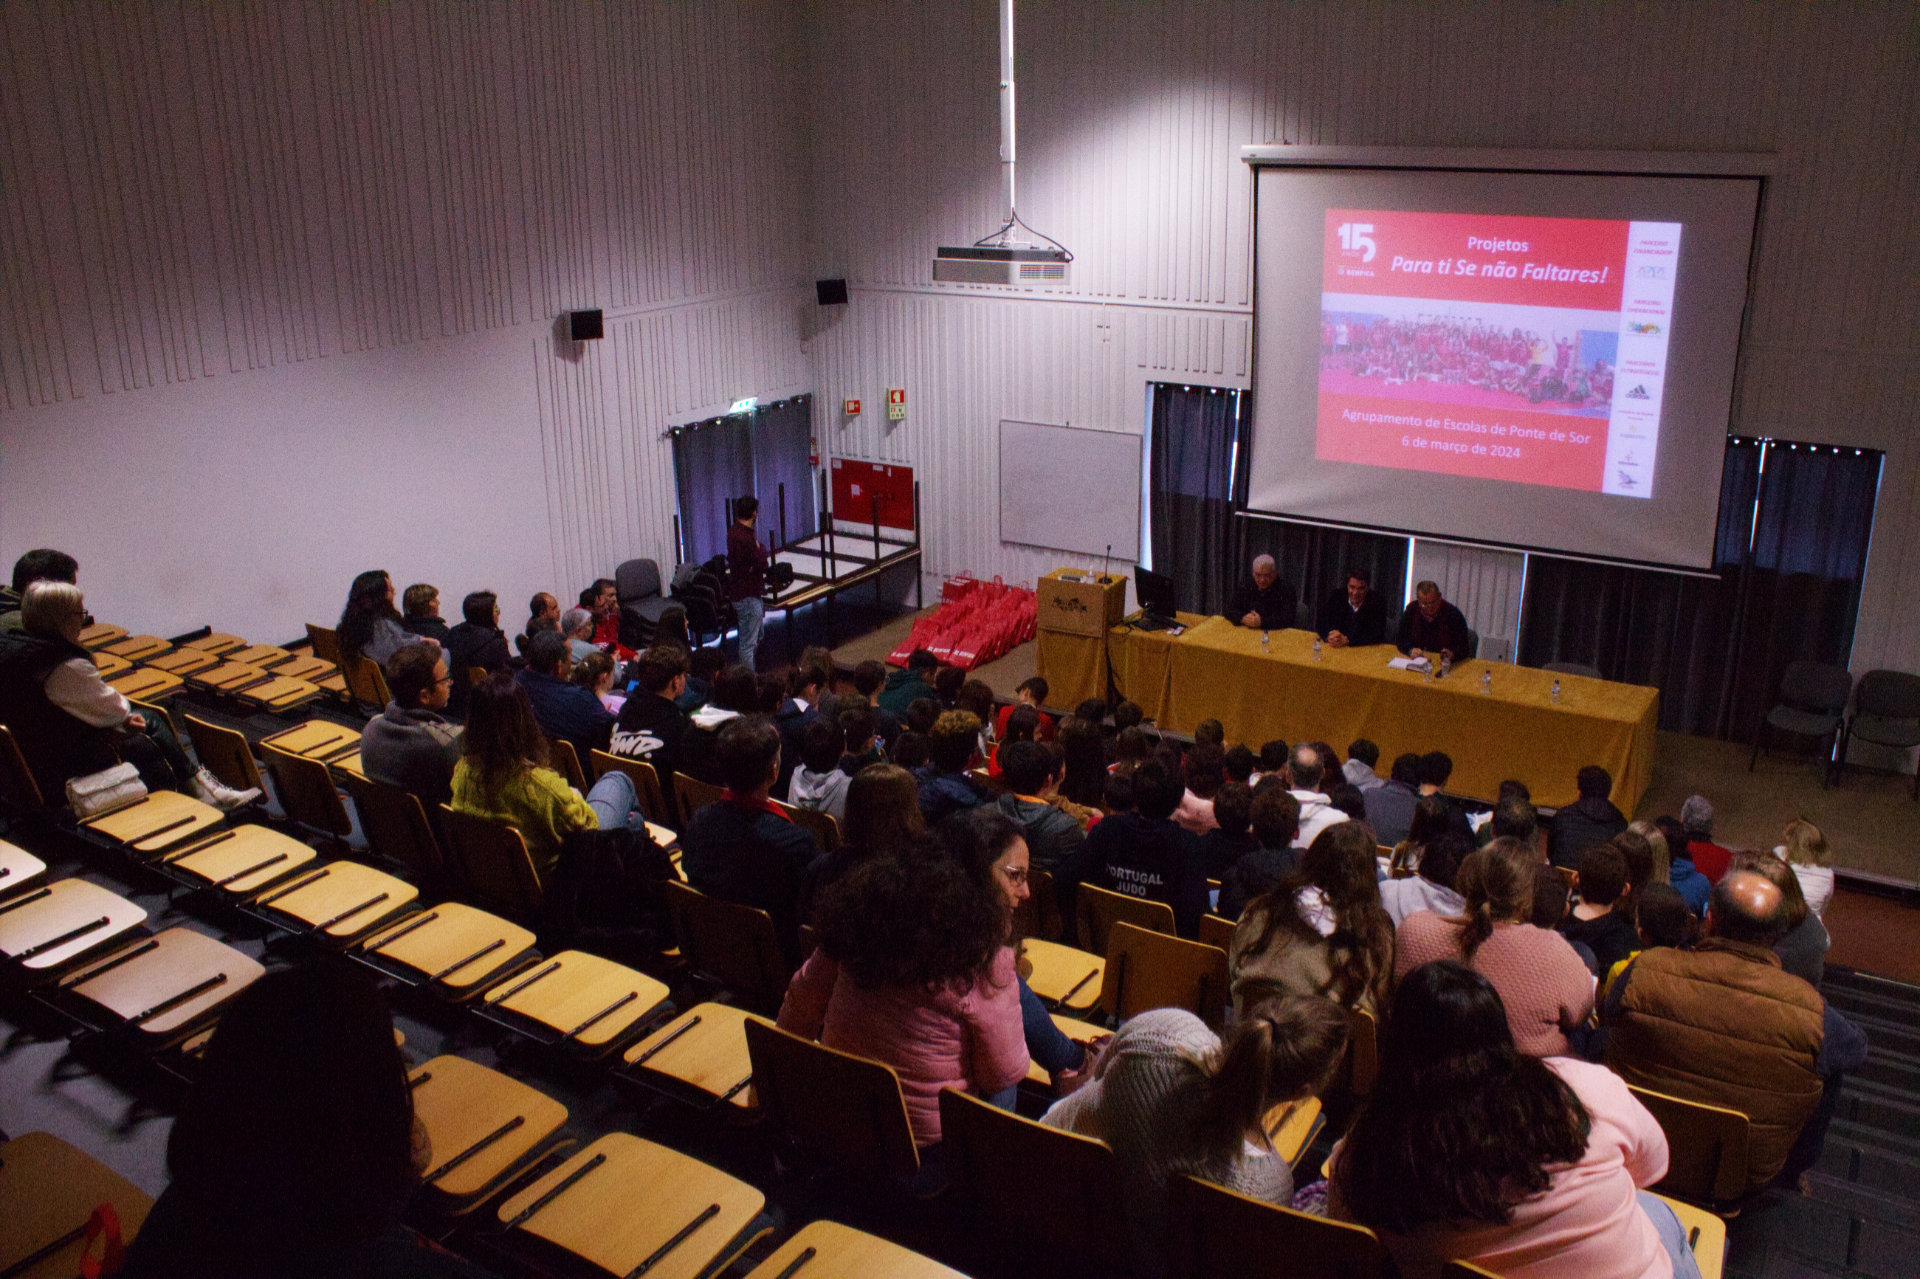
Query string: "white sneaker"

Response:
xmin=192 ymin=766 xmax=262 ymax=812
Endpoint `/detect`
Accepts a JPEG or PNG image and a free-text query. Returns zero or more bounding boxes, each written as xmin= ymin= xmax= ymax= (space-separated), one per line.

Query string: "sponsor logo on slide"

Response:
xmin=1626 ymin=384 xmax=1651 ymax=400
xmin=1616 ymin=471 xmax=1639 ymax=489
xmin=1626 ymin=321 xmax=1662 ymax=334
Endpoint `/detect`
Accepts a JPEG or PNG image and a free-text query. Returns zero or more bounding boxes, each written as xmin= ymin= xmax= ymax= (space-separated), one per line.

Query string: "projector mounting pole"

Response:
xmin=999 ymin=0 xmax=1016 ymax=228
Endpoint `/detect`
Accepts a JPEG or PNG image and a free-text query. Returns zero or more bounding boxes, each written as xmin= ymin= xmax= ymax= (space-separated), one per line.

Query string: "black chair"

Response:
xmin=1838 ymin=669 xmax=1920 ymax=800
xmin=1293 ymin=599 xmax=1314 ymax=632
xmin=674 ymin=558 xmax=735 ymax=647
xmin=1463 ymin=627 xmax=1480 ymax=660
xmin=1750 ymin=661 xmax=1852 ymax=785
xmin=615 ymin=558 xmax=676 ymax=649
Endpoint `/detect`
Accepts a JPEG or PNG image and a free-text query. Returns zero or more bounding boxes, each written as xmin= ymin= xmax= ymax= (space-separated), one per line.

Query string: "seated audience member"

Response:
xmin=401 ymin=583 xmax=451 ymax=644
xmin=1731 ymin=849 xmax=1830 ymax=986
xmin=916 ymin=709 xmax=990 ymax=824
xmin=1604 ymin=871 xmax=1868 ymax=1193
xmin=1216 ymin=785 xmax=1301 ymax=920
xmin=1196 ymin=780 xmax=1256 ymax=880
xmin=450 ymin=675 xmax=645 ymax=880
xmin=652 ymin=602 xmax=693 ymax=652
xmin=1775 ymin=817 xmax=1835 ymax=918
xmin=879 ymin=648 xmax=940 ymax=716
xmin=1362 ymin=752 xmax=1421 ymax=846
xmin=1415 ymin=750 xmax=1474 ymax=839
xmin=1045 ymin=997 xmax=1350 ymax=1278
xmin=580 ymin=577 xmax=635 ymax=661
xmin=0 ymin=582 xmax=256 ymax=809
xmin=515 ymin=629 xmax=614 ymax=759
xmin=1250 ymin=739 xmax=1288 ymax=784
xmin=1530 ymin=863 xmax=1572 ymax=933
xmin=1223 ymin=744 xmax=1256 ymax=785
xmin=1611 ymin=827 xmax=1658 ymax=900
xmin=1073 ymin=697 xmax=1108 ymax=726
xmin=1378 ymin=830 xmax=1468 ymax=926
xmin=1060 ymin=759 xmax=1207 ymax=939
xmin=559 ymin=607 xmax=599 ymax=665
xmin=572 ymin=652 xmax=618 ymax=712
xmin=990 ymin=702 xmax=1042 ymax=777
xmin=1395 ymin=838 xmax=1595 ymax=1057
xmin=1628 ymin=819 xmax=1672 ymax=884
xmin=1388 ymin=795 xmax=1459 ymax=878
xmin=995 ymin=675 xmax=1055 ymax=741
xmin=445 ymin=591 xmax=510 ymax=716
xmin=679 ymin=715 xmax=820 ymax=966
xmin=1600 ymin=882 xmax=1695 ymax=996
xmin=121 ymin=963 xmax=486 ymax=1279
xmin=1173 ymin=740 xmax=1226 ymax=834
xmin=1394 ymin=579 xmax=1472 ymax=663
xmin=836 ymin=704 xmax=884 ymax=775
xmin=0 ymin=547 xmax=78 ymax=633
xmin=681 ymin=644 xmax=723 ymax=711
xmin=773 ymin=660 xmax=829 ymax=792
xmin=754 ymin=670 xmax=788 ymax=715
xmin=1547 ymin=764 xmax=1629 ymax=868
xmin=932 ymin=662 xmax=965 ymax=708
xmin=1679 ymin=793 xmax=1734 ymax=884
xmin=955 ymin=679 xmax=997 ymax=741
xmin=338 ymin=570 xmax=420 ymax=669
xmin=904 ymin=695 xmax=941 ymax=736
xmin=1561 ymin=843 xmax=1639 ymax=976
xmin=1193 ymin=719 xmax=1227 ymax=748
xmin=1326 ymin=781 xmax=1368 ymax=823
xmin=1110 ymin=725 xmax=1154 ymax=774
xmin=1341 ymin=738 xmax=1384 ymax=792
xmin=360 ymin=643 xmax=462 ymax=806
xmin=964 ymin=809 xmax=1094 ymax=1089
xmin=1330 ymin=961 xmax=1697 ymax=1279
xmin=610 ymin=644 xmax=693 ymax=788
xmin=1228 ymin=554 xmax=1297 ymax=631
xmin=778 ymin=839 xmax=1028 ymax=1148
xmin=995 ymin=738 xmax=1088 ymax=873
xmin=1057 ymin=714 xmax=1111 ymax=808
xmin=786 ymin=718 xmax=851 ymax=824
xmin=801 ymin=763 xmax=924 ymax=920
xmin=1229 ymin=822 xmax=1395 ymax=1017
xmin=516 ymin=613 xmax=558 ymax=661
xmin=707 ymin=662 xmax=758 ymax=713
xmin=526 ymin=591 xmax=561 ymax=634
xmin=1285 ymin=742 xmax=1350 ymax=849
xmin=1489 ymin=794 xmax=1543 ymax=860
xmin=1317 ymin=567 xmax=1390 ymax=648
xmin=1658 ymin=815 xmax=1712 ymax=915
xmin=890 ymin=729 xmax=931 ymax=771
xmin=1101 ymin=769 xmax=1137 ymax=817
xmin=1112 ymin=699 xmax=1144 ymax=732
xmin=849 ymin=658 xmax=902 ymax=744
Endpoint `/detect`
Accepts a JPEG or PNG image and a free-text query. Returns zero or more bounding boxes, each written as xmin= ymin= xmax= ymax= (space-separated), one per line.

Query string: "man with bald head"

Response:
xmin=1602 ymin=870 xmax=1867 ymax=1193
xmin=1227 ymin=554 xmax=1297 ymax=631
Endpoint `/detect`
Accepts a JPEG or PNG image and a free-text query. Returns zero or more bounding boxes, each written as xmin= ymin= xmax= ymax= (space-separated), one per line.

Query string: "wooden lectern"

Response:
xmin=1035 ymin=568 xmax=1127 ymax=709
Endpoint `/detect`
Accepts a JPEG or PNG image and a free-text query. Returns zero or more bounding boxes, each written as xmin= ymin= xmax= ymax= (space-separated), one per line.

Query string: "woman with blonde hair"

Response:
xmin=1394 ymin=837 xmax=1595 ymax=1057
xmin=1626 ymin=819 xmax=1671 ymax=885
xmin=1773 ymin=818 xmax=1834 ymax=918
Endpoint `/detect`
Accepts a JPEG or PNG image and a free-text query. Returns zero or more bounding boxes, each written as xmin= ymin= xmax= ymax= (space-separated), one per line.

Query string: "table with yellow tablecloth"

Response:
xmin=1109 ymin=616 xmax=1658 ymax=812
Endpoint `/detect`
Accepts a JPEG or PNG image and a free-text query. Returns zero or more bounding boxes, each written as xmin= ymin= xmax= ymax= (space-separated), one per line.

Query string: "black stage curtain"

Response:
xmin=671 ymin=414 xmax=754 ymax=565
xmin=1235 ymin=518 xmax=1410 ymax=631
xmin=752 ymin=395 xmax=817 ymax=548
xmin=1520 ymin=438 xmax=1880 ymax=740
xmin=1147 ymin=383 xmax=1246 ymax=616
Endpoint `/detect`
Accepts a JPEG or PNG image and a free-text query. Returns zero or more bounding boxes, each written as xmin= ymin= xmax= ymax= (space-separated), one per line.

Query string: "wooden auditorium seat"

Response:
xmin=0 ymin=1131 xmax=153 ymax=1279
xmin=158 ymin=824 xmax=319 ymax=898
xmin=620 ymin=1002 xmax=763 ymax=1114
xmin=477 ymin=950 xmax=670 ymax=1059
xmin=183 ymin=714 xmax=271 ymax=799
xmin=340 ymin=773 xmax=446 ymax=884
xmin=0 ymin=878 xmax=147 ymax=981
xmin=79 ymin=791 xmax=224 ymax=858
xmin=56 ymin=927 xmax=263 ymax=1048
xmin=590 ymin=751 xmax=672 ymax=826
xmin=744 ymin=1220 xmax=968 ymax=1279
xmin=439 ymin=805 xmax=545 ymax=919
xmin=1017 ymin=936 xmax=1105 ymax=1014
xmin=261 ymin=743 xmax=357 ymax=846
xmin=246 ymin=858 xmax=419 ymax=945
xmin=356 ymin=901 xmax=536 ymax=1000
xmin=662 ymin=881 xmax=788 ymax=1015
xmin=1099 ymin=920 xmax=1231 ymax=1027
xmin=744 ymin=1018 xmax=923 ymax=1184
xmin=1077 ymin=881 xmax=1177 ymax=955
xmin=1169 ymin=1174 xmax=1391 ymax=1279
xmin=407 ymin=1054 xmax=569 ymax=1215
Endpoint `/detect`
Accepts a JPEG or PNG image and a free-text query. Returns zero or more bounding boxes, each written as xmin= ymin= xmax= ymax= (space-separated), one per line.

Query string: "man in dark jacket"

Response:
xmin=1395 ymin=579 xmax=1472 ymax=662
xmin=1216 ymin=783 xmax=1301 ymax=920
xmin=678 ymin=715 xmax=821 ymax=967
xmin=1058 ymin=759 xmax=1207 ymax=939
xmin=1227 ymin=554 xmax=1297 ymax=631
xmin=1548 ymin=764 xmax=1629 ymax=868
xmin=1362 ymin=752 xmax=1421 ymax=847
xmin=994 ymin=740 xmax=1086 ymax=874
xmin=611 ymin=645 xmax=693 ymax=796
xmin=1316 ymin=567 xmax=1390 ymax=648
xmin=515 ymin=630 xmax=614 ymax=760
xmin=726 ymin=495 xmax=770 ymax=671
xmin=360 ymin=643 xmax=462 ymax=806
xmin=914 ymin=709 xmax=989 ymax=824
xmin=445 ymin=591 xmax=511 ymax=718
xmin=878 ymin=648 xmax=940 ymax=717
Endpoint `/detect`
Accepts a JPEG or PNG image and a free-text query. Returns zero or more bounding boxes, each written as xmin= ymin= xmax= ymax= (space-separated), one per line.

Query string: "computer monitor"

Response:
xmin=1134 ymin=566 xmax=1177 ymax=626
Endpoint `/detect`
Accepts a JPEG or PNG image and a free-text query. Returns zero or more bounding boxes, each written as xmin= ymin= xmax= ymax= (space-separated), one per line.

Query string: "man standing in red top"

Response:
xmin=727 ymin=494 xmax=770 ymax=671
xmin=1679 ymin=794 xmax=1734 ymax=884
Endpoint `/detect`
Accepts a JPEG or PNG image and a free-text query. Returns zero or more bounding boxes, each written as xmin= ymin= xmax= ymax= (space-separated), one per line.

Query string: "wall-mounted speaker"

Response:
xmin=567 ymin=309 xmax=604 ymax=341
xmin=815 ymin=279 xmax=849 ymax=306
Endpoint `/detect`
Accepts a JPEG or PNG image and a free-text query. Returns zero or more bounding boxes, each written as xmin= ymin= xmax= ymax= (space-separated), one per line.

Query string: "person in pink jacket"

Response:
xmin=777 ymin=836 xmax=1029 ymax=1148
xmin=1328 ymin=961 xmax=1697 ymax=1279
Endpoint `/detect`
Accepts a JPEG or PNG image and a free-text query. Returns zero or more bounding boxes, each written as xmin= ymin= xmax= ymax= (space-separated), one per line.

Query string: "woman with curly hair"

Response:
xmin=336 ymin=570 xmax=416 ymax=669
xmin=1394 ymin=837 xmax=1594 ymax=1057
xmin=1227 ymin=821 xmax=1396 ymax=1018
xmin=1329 ymin=961 xmax=1695 ymax=1279
xmin=775 ymin=833 xmax=1028 ymax=1147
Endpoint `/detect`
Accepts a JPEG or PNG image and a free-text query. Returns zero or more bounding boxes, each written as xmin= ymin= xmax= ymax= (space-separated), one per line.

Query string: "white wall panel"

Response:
xmin=1408 ymin=542 xmax=1527 ymax=662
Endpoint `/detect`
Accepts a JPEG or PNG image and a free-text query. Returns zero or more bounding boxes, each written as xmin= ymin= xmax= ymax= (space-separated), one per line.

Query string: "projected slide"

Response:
xmin=1317 ymin=210 xmax=1679 ymax=497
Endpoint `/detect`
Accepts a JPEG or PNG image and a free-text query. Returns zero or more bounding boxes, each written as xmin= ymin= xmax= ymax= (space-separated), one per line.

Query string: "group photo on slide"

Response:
xmin=1319 ymin=304 xmax=1618 ymax=417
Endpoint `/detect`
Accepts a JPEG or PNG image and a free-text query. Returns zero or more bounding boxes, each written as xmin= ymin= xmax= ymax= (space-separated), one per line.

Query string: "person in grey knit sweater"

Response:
xmin=1042 ymin=998 xmax=1351 ymax=1278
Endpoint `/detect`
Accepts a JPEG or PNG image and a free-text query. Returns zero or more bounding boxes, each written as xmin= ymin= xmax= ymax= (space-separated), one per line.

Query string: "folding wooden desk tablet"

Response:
xmin=82 ymin=792 xmax=225 ymax=857
xmin=142 ymin=648 xmax=220 ymax=677
xmin=58 ymin=927 xmax=263 ymax=1045
xmin=99 ymin=634 xmax=171 ymax=662
xmin=745 ymin=1220 xmax=967 ymax=1279
xmin=106 ymin=668 xmax=184 ymax=701
xmin=620 ymin=1002 xmax=761 ymax=1112
xmin=250 ymin=859 xmax=418 ymax=943
xmin=357 ymin=902 xmax=536 ymax=998
xmin=495 ymin=1132 xmax=766 ymax=1279
xmin=260 ymin=719 xmax=362 ymax=759
xmin=478 ymin=950 xmax=669 ymax=1057
xmin=161 ymin=824 xmax=317 ymax=895
xmin=0 ymin=879 xmax=147 ymax=979
xmin=407 ymin=1054 xmax=570 ymax=1212
xmin=78 ymin=623 xmax=127 ymax=649
xmin=0 ymin=1131 xmax=154 ymax=1279
xmin=0 ymin=839 xmax=48 ymax=899
xmin=233 ymin=675 xmax=323 ymax=713
xmin=1018 ymin=938 xmax=1106 ymax=1013
xmin=89 ymin=652 xmax=133 ymax=679
xmin=182 ymin=632 xmax=247 ymax=657
xmin=186 ymin=660 xmax=269 ymax=694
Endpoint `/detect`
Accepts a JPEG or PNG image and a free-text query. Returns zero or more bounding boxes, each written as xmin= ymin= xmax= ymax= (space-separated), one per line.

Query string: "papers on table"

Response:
xmin=1388 ymin=655 xmax=1432 ymax=673
xmin=690 ymin=705 xmax=741 ymax=730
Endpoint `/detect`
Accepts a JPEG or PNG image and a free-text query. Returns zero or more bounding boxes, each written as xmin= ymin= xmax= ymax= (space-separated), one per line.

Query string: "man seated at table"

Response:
xmin=1316 ymin=567 xmax=1389 ymax=648
xmin=1395 ymin=579 xmax=1472 ymax=663
xmin=1227 ymin=554 xmax=1297 ymax=630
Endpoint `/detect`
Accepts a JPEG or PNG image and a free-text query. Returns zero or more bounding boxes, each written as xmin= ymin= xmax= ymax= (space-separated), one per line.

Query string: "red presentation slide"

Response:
xmin=1318 ymin=209 xmax=1679 ymax=497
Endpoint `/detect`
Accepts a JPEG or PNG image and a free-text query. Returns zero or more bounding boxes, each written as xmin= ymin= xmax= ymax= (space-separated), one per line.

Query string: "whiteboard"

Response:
xmin=998 ymin=420 xmax=1143 ymax=560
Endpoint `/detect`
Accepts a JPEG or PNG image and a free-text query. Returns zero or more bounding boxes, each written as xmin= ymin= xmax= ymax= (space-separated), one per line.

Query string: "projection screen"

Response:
xmin=1246 ymin=150 xmax=1764 ymax=570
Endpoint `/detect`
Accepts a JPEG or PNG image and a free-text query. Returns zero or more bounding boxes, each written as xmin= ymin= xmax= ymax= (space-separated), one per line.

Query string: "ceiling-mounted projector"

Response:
xmin=932 ymin=244 xmax=1070 ymax=286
